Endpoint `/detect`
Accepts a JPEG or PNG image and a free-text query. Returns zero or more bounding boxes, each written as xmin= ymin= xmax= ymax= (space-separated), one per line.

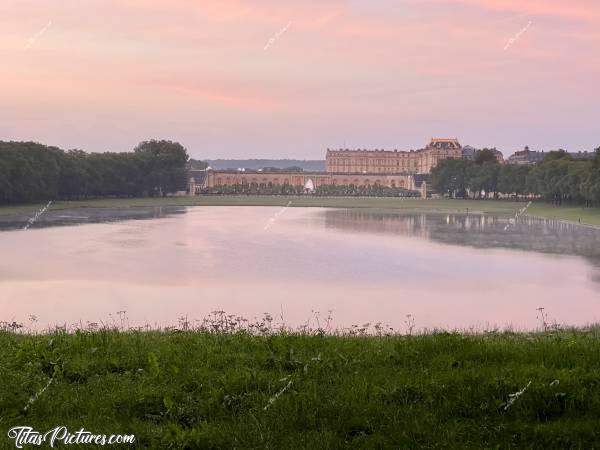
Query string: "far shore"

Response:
xmin=1 ymin=196 xmax=600 ymax=226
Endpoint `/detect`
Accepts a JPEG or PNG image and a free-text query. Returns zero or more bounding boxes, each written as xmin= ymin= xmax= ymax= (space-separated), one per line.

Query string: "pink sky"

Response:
xmin=1 ymin=0 xmax=599 ymax=158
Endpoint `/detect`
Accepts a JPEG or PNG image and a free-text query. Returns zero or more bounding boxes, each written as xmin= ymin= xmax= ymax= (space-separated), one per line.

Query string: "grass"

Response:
xmin=0 ymin=196 xmax=518 ymax=214
xmin=1 ymin=324 xmax=600 ymax=449
xmin=2 ymin=196 xmax=600 ymax=226
xmin=527 ymin=203 xmax=600 ymax=226
xmin=2 ymin=196 xmax=598 ymax=448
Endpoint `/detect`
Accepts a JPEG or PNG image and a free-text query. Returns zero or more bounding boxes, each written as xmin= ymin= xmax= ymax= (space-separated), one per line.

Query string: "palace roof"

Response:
xmin=426 ymin=138 xmax=461 ymax=149
xmin=326 ymin=138 xmax=462 ymax=154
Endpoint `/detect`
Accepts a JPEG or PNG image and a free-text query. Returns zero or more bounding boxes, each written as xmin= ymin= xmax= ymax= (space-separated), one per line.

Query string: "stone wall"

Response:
xmin=200 ymin=171 xmax=416 ymax=190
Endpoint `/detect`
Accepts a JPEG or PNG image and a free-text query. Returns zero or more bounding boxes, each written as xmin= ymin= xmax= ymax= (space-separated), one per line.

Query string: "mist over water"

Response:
xmin=1 ymin=206 xmax=598 ymax=331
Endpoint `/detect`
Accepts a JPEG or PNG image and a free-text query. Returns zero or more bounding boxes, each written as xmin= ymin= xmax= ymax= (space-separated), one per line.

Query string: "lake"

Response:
xmin=1 ymin=206 xmax=599 ymax=332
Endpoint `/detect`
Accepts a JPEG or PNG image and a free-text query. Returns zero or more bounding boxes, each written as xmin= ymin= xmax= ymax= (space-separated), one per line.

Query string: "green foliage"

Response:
xmin=282 ymin=166 xmax=304 ymax=172
xmin=261 ymin=166 xmax=304 ymax=173
xmin=0 ymin=140 xmax=190 ymax=204
xmin=200 ymin=183 xmax=420 ymax=197
xmin=543 ymin=149 xmax=572 ymax=162
xmin=431 ymin=158 xmax=473 ymax=198
xmin=498 ymin=164 xmax=529 ymax=198
xmin=473 ymin=148 xmax=498 ymax=165
xmin=134 ymin=140 xmax=189 ymax=197
xmin=468 ymin=162 xmax=500 ymax=198
xmin=0 ymin=142 xmax=62 ymax=203
xmin=202 ymin=183 xmax=306 ymax=196
xmin=432 ymin=147 xmax=600 ymax=205
xmin=1 ymin=329 xmax=600 ymax=448
xmin=314 ymin=184 xmax=420 ymax=197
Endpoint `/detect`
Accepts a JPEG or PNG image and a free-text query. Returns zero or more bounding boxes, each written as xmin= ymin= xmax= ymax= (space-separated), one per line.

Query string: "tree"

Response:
xmin=468 ymin=162 xmax=500 ymax=198
xmin=528 ymin=158 xmax=572 ymax=205
xmin=543 ymin=149 xmax=571 ymax=162
xmin=431 ymin=159 xmax=473 ymax=198
xmin=0 ymin=139 xmax=191 ymax=204
xmin=474 ymin=149 xmax=498 ymax=165
xmin=557 ymin=161 xmax=588 ymax=203
xmin=134 ymin=140 xmax=189 ymax=196
xmin=498 ymin=165 xmax=531 ymax=199
xmin=581 ymin=148 xmax=600 ymax=206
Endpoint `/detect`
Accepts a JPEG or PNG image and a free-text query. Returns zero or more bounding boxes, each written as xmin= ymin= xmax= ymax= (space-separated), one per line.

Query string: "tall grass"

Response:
xmin=1 ymin=313 xmax=599 ymax=448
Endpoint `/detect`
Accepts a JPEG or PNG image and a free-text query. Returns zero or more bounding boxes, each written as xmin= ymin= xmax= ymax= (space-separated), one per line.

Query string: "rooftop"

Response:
xmin=431 ymin=138 xmax=460 ymax=143
xmin=426 ymin=138 xmax=461 ymax=149
xmin=327 ymin=138 xmax=462 ymax=154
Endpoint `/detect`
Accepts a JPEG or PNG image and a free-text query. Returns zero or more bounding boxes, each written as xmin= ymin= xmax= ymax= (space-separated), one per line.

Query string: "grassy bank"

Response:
xmin=2 ymin=196 xmax=600 ymax=226
xmin=1 ymin=328 xmax=600 ymax=448
xmin=527 ymin=203 xmax=600 ymax=226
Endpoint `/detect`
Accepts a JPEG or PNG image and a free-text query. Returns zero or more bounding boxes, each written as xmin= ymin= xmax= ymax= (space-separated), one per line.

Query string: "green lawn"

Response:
xmin=0 ymin=196 xmax=512 ymax=214
xmin=527 ymin=203 xmax=600 ymax=226
xmin=1 ymin=328 xmax=599 ymax=448
xmin=2 ymin=196 xmax=600 ymax=226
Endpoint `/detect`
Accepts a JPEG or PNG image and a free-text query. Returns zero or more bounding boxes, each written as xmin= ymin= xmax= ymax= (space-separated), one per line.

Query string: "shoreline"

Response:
xmin=524 ymin=213 xmax=600 ymax=230
xmin=1 ymin=196 xmax=600 ymax=227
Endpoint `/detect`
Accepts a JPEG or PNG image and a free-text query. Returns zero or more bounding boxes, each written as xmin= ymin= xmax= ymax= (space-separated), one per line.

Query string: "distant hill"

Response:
xmin=205 ymin=159 xmax=326 ymax=171
xmin=187 ymin=158 xmax=209 ymax=170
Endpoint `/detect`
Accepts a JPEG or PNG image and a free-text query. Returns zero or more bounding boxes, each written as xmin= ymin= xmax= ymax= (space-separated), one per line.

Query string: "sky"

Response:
xmin=1 ymin=0 xmax=599 ymax=159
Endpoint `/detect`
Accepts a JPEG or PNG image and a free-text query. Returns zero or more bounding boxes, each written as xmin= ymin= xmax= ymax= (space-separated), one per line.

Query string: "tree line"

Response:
xmin=431 ymin=149 xmax=600 ymax=205
xmin=201 ymin=183 xmax=420 ymax=197
xmin=0 ymin=140 xmax=189 ymax=204
xmin=202 ymin=183 xmax=306 ymax=196
xmin=314 ymin=184 xmax=420 ymax=197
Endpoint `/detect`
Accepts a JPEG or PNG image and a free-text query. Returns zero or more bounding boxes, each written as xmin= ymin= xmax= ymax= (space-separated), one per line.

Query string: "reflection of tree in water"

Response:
xmin=0 ymin=206 xmax=188 ymax=231
xmin=323 ymin=209 xmax=600 ymax=264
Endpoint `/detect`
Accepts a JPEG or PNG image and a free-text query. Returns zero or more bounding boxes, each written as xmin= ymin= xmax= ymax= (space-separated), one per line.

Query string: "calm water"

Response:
xmin=1 ymin=206 xmax=599 ymax=331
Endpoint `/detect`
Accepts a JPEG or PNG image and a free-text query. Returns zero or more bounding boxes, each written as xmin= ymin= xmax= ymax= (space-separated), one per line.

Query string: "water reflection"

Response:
xmin=0 ymin=206 xmax=187 ymax=231
xmin=0 ymin=206 xmax=598 ymax=331
xmin=323 ymin=209 xmax=600 ymax=264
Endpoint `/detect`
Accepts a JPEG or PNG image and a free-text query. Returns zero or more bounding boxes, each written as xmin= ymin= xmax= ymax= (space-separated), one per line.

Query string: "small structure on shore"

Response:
xmin=304 ymin=179 xmax=314 ymax=194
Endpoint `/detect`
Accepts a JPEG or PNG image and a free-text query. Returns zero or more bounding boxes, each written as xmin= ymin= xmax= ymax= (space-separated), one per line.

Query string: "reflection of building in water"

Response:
xmin=323 ymin=210 xmax=600 ymax=265
xmin=325 ymin=210 xmax=502 ymax=240
xmin=447 ymin=214 xmax=500 ymax=231
xmin=325 ymin=211 xmax=433 ymax=239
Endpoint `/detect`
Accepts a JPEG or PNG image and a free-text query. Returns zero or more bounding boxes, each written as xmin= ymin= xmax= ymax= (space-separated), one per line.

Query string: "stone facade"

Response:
xmin=202 ymin=171 xmax=416 ymax=190
xmin=507 ymin=146 xmax=596 ymax=165
xmin=326 ymin=138 xmax=462 ymax=174
xmin=507 ymin=147 xmax=545 ymax=165
xmin=462 ymin=145 xmax=504 ymax=163
xmin=189 ymin=137 xmax=465 ymax=195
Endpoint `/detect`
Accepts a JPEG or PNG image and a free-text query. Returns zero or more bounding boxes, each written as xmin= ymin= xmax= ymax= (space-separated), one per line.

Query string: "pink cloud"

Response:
xmin=429 ymin=0 xmax=600 ymax=22
xmin=1 ymin=0 xmax=599 ymax=155
xmin=148 ymin=75 xmax=285 ymax=111
xmin=120 ymin=0 xmax=344 ymax=25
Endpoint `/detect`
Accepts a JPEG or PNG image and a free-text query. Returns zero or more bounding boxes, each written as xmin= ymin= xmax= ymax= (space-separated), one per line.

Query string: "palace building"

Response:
xmin=197 ymin=170 xmax=417 ymax=191
xmin=326 ymin=138 xmax=462 ymax=174
xmin=189 ymin=138 xmax=463 ymax=195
